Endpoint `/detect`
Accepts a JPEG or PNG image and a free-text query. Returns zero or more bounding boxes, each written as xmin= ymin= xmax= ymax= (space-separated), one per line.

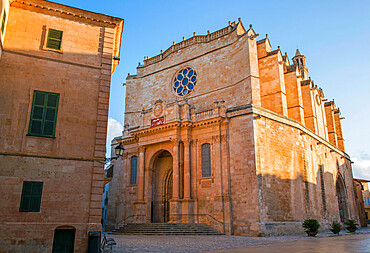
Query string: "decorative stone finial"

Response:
xmin=183 ymin=37 xmax=186 ymax=41
xmin=207 ymin=30 xmax=210 ymax=35
xmin=161 ymin=50 xmax=163 ymax=54
xmin=173 ymin=41 xmax=175 ymax=45
xmin=266 ymin=34 xmax=268 ymax=38
xmin=193 ymin=32 xmax=196 ymax=36
xmin=249 ymin=24 xmax=252 ymax=29
xmin=277 ymin=46 xmax=280 ymax=50
xmin=238 ymin=17 xmax=241 ymax=22
xmin=228 ymin=21 xmax=231 ymax=25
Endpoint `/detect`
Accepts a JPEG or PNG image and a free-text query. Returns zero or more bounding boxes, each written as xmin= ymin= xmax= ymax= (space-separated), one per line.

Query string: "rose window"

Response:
xmin=173 ymin=67 xmax=197 ymax=96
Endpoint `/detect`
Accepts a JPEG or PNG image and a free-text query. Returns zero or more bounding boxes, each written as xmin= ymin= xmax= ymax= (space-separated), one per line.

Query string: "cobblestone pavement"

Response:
xmin=212 ymin=233 xmax=370 ymax=253
xmin=107 ymin=227 xmax=370 ymax=253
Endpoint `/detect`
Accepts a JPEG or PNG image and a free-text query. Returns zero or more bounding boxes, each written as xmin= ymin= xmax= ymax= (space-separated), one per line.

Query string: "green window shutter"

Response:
xmin=20 ymin=181 xmax=43 ymax=212
xmin=43 ymin=94 xmax=59 ymax=136
xmin=20 ymin=181 xmax=32 ymax=211
xmin=29 ymin=92 xmax=45 ymax=135
xmin=46 ymin=28 xmax=63 ymax=50
xmin=30 ymin=182 xmax=43 ymax=212
xmin=1 ymin=10 xmax=6 ymax=34
xmin=28 ymin=91 xmax=59 ymax=137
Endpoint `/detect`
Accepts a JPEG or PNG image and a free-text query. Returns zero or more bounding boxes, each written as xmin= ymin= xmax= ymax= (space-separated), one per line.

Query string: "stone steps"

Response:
xmin=110 ymin=223 xmax=223 ymax=235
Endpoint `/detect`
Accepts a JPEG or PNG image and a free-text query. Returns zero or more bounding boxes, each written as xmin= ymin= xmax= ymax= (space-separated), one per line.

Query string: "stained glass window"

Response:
xmin=173 ymin=67 xmax=197 ymax=96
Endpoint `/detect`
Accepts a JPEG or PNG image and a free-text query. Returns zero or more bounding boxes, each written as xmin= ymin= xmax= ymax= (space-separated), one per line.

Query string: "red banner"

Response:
xmin=151 ymin=117 xmax=165 ymax=127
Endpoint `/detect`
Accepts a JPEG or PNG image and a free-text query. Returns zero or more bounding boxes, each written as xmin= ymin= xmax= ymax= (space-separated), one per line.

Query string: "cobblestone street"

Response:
xmin=107 ymin=227 xmax=370 ymax=253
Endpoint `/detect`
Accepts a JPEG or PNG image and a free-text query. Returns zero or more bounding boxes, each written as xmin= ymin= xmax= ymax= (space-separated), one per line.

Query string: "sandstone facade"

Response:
xmin=0 ymin=0 xmax=123 ymax=251
xmin=355 ymin=179 xmax=370 ymax=226
xmin=108 ymin=20 xmax=358 ymax=236
xmin=353 ymin=179 xmax=368 ymax=227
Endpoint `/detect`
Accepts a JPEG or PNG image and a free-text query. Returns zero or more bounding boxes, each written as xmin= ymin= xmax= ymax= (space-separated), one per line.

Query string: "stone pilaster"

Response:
xmin=137 ymin=145 xmax=146 ymax=201
xmin=171 ymin=139 xmax=180 ymax=199
xmin=183 ymin=138 xmax=192 ymax=200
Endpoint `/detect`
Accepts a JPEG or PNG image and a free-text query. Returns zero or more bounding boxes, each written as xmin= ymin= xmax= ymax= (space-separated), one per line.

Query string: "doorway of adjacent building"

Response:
xmin=52 ymin=227 xmax=75 ymax=253
xmin=336 ymin=176 xmax=348 ymax=222
xmin=151 ymin=150 xmax=173 ymax=223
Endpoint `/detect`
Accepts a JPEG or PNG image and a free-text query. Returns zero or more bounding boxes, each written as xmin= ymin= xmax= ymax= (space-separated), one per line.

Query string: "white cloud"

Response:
xmin=352 ymin=156 xmax=370 ymax=180
xmin=106 ymin=118 xmax=123 ymax=156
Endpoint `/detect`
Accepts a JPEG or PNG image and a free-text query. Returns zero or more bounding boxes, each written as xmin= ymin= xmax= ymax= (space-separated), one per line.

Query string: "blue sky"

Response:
xmin=56 ymin=0 xmax=370 ymax=179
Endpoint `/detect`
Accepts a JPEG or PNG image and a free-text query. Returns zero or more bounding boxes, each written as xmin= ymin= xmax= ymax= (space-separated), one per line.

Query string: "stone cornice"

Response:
xmin=11 ymin=0 xmax=123 ymax=26
xmin=119 ymin=136 xmax=137 ymax=145
xmin=138 ymin=21 xmax=241 ymax=68
xmin=0 ymin=152 xmax=97 ymax=162
xmin=119 ymin=103 xmax=349 ymax=160
xmin=4 ymin=49 xmax=102 ymax=70
xmin=127 ymin=116 xmax=224 ymax=138
xmin=192 ymin=117 xmax=223 ymax=128
xmin=132 ymin=122 xmax=181 ymax=136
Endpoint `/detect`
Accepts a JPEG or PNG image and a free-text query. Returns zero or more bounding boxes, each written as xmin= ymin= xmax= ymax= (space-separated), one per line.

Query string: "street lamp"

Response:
xmin=105 ymin=144 xmax=125 ymax=164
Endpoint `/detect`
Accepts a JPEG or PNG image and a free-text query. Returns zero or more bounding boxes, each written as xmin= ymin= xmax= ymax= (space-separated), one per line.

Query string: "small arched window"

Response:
xmin=201 ymin=143 xmax=211 ymax=177
xmin=130 ymin=156 xmax=137 ymax=185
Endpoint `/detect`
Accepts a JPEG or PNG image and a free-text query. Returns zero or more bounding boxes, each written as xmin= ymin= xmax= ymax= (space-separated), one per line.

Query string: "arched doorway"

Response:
xmin=151 ymin=150 xmax=173 ymax=223
xmin=336 ymin=175 xmax=348 ymax=222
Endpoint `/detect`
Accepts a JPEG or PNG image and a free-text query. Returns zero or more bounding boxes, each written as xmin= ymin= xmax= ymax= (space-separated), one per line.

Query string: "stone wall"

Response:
xmin=254 ymin=108 xmax=356 ymax=235
xmin=108 ymin=19 xmax=357 ymax=236
xmin=124 ymin=22 xmax=260 ymax=129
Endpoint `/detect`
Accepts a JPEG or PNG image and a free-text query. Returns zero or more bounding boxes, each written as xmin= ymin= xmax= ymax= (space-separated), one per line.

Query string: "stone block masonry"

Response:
xmin=0 ymin=0 xmax=123 ymax=252
xmin=108 ymin=18 xmax=358 ymax=236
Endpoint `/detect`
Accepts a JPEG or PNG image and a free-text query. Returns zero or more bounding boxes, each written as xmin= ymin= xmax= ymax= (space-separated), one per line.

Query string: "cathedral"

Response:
xmin=107 ymin=19 xmax=358 ymax=236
